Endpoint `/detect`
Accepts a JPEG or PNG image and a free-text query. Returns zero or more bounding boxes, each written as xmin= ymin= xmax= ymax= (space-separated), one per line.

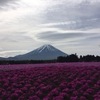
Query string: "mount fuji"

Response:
xmin=7 ymin=44 xmax=68 ymax=60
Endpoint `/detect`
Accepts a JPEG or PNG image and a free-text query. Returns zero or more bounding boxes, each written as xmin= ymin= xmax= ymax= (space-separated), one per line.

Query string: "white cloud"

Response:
xmin=0 ymin=50 xmax=28 ymax=57
xmin=0 ymin=0 xmax=100 ymax=57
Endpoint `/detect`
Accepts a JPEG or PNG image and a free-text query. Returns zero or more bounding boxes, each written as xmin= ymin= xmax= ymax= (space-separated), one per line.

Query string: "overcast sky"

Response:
xmin=0 ymin=0 xmax=100 ymax=57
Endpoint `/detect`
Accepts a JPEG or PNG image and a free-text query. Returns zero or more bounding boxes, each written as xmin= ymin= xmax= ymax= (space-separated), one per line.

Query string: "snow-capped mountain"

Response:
xmin=7 ymin=44 xmax=68 ymax=60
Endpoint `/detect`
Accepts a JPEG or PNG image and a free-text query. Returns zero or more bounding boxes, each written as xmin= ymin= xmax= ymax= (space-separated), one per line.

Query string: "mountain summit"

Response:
xmin=8 ymin=44 xmax=67 ymax=60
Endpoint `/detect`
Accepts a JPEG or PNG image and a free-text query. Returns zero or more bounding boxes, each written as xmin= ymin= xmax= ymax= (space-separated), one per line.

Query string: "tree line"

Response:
xmin=0 ymin=54 xmax=100 ymax=64
xmin=57 ymin=54 xmax=100 ymax=62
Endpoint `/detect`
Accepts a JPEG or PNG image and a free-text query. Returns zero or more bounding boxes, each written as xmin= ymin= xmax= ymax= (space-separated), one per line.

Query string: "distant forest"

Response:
xmin=0 ymin=54 xmax=100 ymax=64
xmin=57 ymin=54 xmax=100 ymax=62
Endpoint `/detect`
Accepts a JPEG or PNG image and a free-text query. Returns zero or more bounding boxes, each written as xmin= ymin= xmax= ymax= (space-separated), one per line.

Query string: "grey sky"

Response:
xmin=0 ymin=0 xmax=100 ymax=57
xmin=0 ymin=0 xmax=13 ymax=5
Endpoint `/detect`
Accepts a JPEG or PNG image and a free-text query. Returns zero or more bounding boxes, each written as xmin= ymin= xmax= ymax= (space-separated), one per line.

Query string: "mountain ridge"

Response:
xmin=2 ymin=44 xmax=68 ymax=60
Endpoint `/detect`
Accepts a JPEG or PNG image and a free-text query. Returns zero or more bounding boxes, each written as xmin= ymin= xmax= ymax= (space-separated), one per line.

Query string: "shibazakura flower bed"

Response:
xmin=0 ymin=63 xmax=100 ymax=100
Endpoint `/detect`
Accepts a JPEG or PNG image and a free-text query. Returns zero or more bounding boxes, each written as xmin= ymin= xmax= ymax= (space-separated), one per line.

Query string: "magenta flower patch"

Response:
xmin=0 ymin=62 xmax=100 ymax=99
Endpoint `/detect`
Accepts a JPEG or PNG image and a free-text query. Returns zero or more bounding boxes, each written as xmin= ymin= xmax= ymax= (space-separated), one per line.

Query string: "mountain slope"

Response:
xmin=7 ymin=44 xmax=68 ymax=60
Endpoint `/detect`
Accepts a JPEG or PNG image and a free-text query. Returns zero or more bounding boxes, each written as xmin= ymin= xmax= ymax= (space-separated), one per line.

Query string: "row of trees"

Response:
xmin=57 ymin=54 xmax=100 ymax=62
xmin=0 ymin=60 xmax=57 ymax=65
xmin=0 ymin=54 xmax=100 ymax=64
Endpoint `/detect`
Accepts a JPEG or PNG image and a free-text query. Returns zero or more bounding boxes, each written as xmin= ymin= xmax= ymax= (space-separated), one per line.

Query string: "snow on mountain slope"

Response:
xmin=7 ymin=44 xmax=68 ymax=60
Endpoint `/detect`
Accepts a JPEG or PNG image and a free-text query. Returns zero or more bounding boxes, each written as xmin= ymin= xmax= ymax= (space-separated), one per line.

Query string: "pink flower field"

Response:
xmin=0 ymin=62 xmax=100 ymax=100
